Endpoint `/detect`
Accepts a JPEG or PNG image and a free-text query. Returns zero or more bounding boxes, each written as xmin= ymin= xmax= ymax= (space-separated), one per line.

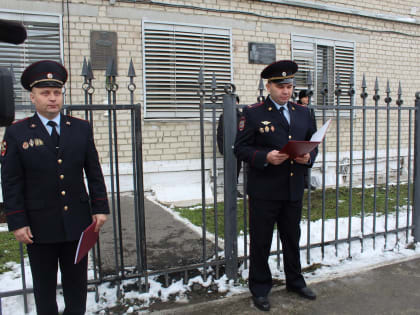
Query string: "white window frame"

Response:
xmin=291 ymin=34 xmax=356 ymax=116
xmin=0 ymin=10 xmax=63 ymax=113
xmin=142 ymin=21 xmax=233 ymax=120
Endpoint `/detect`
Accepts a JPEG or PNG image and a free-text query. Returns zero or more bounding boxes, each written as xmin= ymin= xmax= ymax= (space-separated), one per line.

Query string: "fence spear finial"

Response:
xmin=81 ymin=57 xmax=88 ymax=77
xmin=362 ymin=73 xmax=367 ymax=89
xmin=307 ymin=70 xmax=313 ymax=86
xmin=128 ymin=58 xmax=136 ymax=78
xmin=198 ymin=67 xmax=204 ymax=85
xmin=397 ymin=81 xmax=403 ymax=106
xmin=87 ymin=60 xmax=94 ymax=80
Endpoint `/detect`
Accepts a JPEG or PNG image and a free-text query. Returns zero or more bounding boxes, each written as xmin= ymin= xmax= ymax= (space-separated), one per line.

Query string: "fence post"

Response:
xmin=413 ymin=92 xmax=420 ymax=241
xmin=223 ymin=87 xmax=238 ymax=280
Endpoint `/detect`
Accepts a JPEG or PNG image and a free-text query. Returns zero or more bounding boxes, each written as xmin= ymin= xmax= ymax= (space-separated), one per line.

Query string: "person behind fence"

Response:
xmin=0 ymin=60 xmax=110 ymax=315
xmin=297 ymin=89 xmax=317 ymax=191
xmin=234 ymin=60 xmax=318 ymax=312
xmin=216 ymin=95 xmax=243 ymax=196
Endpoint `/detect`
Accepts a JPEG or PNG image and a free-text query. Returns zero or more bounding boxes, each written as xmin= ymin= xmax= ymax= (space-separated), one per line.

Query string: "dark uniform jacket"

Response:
xmin=234 ymin=97 xmax=317 ymax=201
xmin=1 ymin=114 xmax=110 ymax=243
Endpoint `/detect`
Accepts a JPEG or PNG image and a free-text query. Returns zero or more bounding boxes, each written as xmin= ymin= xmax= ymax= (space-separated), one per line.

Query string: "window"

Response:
xmin=0 ymin=11 xmax=62 ymax=108
xmin=292 ymin=34 xmax=355 ymax=110
xmin=143 ymin=21 xmax=232 ymax=119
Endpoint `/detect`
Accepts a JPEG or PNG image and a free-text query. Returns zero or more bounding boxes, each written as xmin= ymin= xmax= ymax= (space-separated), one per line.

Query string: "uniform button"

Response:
xmin=290 ymin=172 xmax=294 ymax=176
xmin=289 ymin=135 xmax=292 ymax=139
xmin=64 ymin=205 xmax=69 ymax=211
xmin=61 ymin=190 xmax=66 ymax=196
xmin=58 ymin=159 xmax=63 ymax=164
xmin=60 ymin=174 xmax=64 ymax=180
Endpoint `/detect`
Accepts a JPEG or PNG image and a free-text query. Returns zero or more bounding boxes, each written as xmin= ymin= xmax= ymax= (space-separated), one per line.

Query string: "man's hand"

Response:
xmin=294 ymin=153 xmax=310 ymax=164
xmin=13 ymin=226 xmax=33 ymax=244
xmin=266 ymin=150 xmax=290 ymax=165
xmin=92 ymin=214 xmax=108 ymax=232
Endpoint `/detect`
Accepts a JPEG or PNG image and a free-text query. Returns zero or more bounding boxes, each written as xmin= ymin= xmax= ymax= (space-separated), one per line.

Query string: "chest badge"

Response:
xmin=271 ymin=125 xmax=275 ymax=132
xmin=259 ymin=127 xmax=264 ymax=133
xmin=22 ymin=141 xmax=29 ymax=150
xmin=29 ymin=139 xmax=34 ymax=147
xmin=1 ymin=140 xmax=7 ymax=156
xmin=238 ymin=116 xmax=246 ymax=131
xmin=261 ymin=121 xmax=271 ymax=125
xmin=34 ymin=138 xmax=44 ymax=146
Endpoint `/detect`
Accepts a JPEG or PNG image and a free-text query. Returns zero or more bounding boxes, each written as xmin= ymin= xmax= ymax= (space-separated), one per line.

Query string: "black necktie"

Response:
xmin=47 ymin=121 xmax=59 ymax=149
xmin=279 ymin=106 xmax=289 ymax=126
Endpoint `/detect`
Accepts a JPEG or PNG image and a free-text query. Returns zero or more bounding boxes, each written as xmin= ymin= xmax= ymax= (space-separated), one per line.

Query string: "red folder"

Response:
xmin=280 ymin=119 xmax=332 ymax=159
xmin=74 ymin=221 xmax=99 ymax=264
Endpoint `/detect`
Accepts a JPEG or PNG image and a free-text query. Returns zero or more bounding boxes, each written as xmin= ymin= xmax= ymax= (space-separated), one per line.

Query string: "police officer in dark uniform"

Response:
xmin=234 ymin=60 xmax=317 ymax=311
xmin=1 ymin=60 xmax=109 ymax=315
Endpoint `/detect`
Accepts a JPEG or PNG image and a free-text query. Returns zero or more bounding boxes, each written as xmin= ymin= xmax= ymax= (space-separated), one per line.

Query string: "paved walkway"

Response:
xmin=157 ymin=256 xmax=420 ymax=315
xmin=99 ymin=194 xmax=218 ymax=272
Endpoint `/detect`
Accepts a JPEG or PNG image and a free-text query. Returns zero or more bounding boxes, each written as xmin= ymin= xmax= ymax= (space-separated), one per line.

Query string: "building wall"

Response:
xmin=1 ymin=0 xmax=419 ymax=201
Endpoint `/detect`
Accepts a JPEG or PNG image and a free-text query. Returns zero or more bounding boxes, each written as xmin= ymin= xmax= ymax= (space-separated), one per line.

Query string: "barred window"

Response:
xmin=292 ymin=34 xmax=355 ymax=111
xmin=0 ymin=11 xmax=62 ymax=108
xmin=143 ymin=21 xmax=232 ymax=119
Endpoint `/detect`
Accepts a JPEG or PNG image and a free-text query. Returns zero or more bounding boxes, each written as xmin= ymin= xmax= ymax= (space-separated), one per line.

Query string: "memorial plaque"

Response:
xmin=248 ymin=42 xmax=276 ymax=65
xmin=90 ymin=31 xmax=117 ymax=70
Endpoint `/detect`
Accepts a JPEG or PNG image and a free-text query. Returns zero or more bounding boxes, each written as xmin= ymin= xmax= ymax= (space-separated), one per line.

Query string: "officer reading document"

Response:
xmin=1 ymin=60 xmax=109 ymax=315
xmin=234 ymin=60 xmax=317 ymax=312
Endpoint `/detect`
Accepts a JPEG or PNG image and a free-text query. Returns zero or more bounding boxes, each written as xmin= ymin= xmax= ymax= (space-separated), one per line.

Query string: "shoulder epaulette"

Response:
xmin=293 ymin=102 xmax=306 ymax=108
xmin=247 ymin=102 xmax=264 ymax=109
xmin=12 ymin=117 xmax=30 ymax=125
xmin=66 ymin=115 xmax=88 ymax=122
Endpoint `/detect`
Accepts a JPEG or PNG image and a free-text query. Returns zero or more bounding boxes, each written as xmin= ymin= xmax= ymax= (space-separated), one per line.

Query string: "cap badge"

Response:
xmin=282 ymin=71 xmax=287 ymax=77
xmin=47 ymin=73 xmax=53 ymax=79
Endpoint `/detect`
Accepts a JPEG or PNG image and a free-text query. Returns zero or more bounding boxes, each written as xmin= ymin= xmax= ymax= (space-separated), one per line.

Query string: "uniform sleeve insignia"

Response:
xmin=1 ymin=140 xmax=7 ymax=156
xmin=238 ymin=116 xmax=246 ymax=131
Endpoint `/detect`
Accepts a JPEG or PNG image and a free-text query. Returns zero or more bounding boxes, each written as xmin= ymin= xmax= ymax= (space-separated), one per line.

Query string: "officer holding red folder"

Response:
xmin=1 ymin=60 xmax=109 ymax=315
xmin=234 ymin=60 xmax=317 ymax=311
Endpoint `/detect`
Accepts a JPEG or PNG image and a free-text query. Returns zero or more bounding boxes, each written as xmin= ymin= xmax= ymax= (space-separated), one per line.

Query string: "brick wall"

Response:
xmin=1 ymin=0 xmax=419 ymax=165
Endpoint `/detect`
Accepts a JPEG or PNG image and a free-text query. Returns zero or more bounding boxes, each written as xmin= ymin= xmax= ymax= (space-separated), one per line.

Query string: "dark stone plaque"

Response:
xmin=248 ymin=42 xmax=276 ymax=65
xmin=90 ymin=31 xmax=117 ymax=70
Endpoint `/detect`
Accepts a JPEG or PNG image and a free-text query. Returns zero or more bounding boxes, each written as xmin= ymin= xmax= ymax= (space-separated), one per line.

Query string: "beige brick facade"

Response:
xmin=1 ymin=0 xmax=419 ymax=199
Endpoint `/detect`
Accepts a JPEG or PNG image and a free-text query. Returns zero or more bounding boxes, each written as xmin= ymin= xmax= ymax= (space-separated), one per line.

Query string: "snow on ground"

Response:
xmin=0 ymin=208 xmax=419 ymax=314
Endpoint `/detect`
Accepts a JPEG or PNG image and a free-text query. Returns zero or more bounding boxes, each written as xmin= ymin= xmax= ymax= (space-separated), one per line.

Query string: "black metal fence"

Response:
xmin=0 ymin=59 xmax=419 ymax=313
xmin=209 ymin=69 xmax=420 ymax=278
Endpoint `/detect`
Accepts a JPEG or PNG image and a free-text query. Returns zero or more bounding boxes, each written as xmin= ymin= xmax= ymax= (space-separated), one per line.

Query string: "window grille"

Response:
xmin=292 ymin=34 xmax=355 ymax=111
xmin=143 ymin=21 xmax=232 ymax=119
xmin=0 ymin=12 xmax=61 ymax=107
